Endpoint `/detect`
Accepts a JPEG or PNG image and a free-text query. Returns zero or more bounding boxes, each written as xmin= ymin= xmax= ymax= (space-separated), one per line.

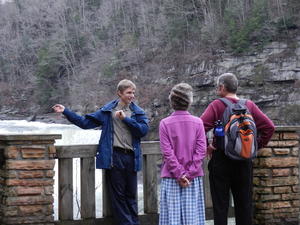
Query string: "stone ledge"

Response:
xmin=275 ymin=126 xmax=300 ymax=132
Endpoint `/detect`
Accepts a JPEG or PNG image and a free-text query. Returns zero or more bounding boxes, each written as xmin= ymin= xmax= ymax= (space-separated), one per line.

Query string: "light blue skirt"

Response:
xmin=159 ymin=176 xmax=206 ymax=225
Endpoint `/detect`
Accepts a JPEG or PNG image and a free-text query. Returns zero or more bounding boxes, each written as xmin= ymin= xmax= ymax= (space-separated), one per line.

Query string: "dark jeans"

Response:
xmin=208 ymin=150 xmax=253 ymax=225
xmin=106 ymin=148 xmax=139 ymax=225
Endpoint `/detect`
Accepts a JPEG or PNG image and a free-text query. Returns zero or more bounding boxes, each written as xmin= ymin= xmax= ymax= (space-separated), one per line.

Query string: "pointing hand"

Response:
xmin=52 ymin=104 xmax=65 ymax=113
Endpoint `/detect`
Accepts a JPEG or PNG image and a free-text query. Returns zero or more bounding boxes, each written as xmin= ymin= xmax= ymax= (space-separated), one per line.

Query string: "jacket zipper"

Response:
xmin=131 ymin=111 xmax=137 ymax=171
xmin=110 ymin=111 xmax=114 ymax=168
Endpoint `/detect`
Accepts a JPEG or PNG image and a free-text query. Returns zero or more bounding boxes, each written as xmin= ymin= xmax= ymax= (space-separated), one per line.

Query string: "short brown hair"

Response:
xmin=117 ymin=79 xmax=136 ymax=93
xmin=216 ymin=73 xmax=238 ymax=93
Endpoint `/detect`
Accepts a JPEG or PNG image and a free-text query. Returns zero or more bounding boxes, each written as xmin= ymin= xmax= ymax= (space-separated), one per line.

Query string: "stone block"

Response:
xmin=272 ymin=168 xmax=291 ymax=176
xmin=253 ymin=158 xmax=260 ymax=167
xmin=259 ymin=157 xmax=298 ymax=168
xmin=260 ymin=176 xmax=299 ymax=186
xmin=275 ymin=208 xmax=299 ymax=213
xmin=15 ymin=187 xmax=44 ymax=196
xmin=273 ymin=148 xmax=290 ymax=155
xmin=254 ymin=169 xmax=271 ymax=177
xmin=282 ymin=193 xmax=300 ymax=200
xmin=2 ymin=215 xmax=53 ymax=224
xmin=2 ymin=206 xmax=18 ymax=217
xmin=45 ymin=204 xmax=54 ymax=215
xmin=259 ymin=207 xmax=299 ymax=214
xmin=274 ymin=212 xmax=297 ymax=218
xmin=18 ymin=171 xmax=44 ymax=179
xmin=271 ymin=133 xmax=280 ymax=140
xmin=19 ymin=205 xmax=43 ymax=216
xmin=292 ymin=168 xmax=299 ymax=176
xmin=283 ymin=132 xmax=299 ymax=140
xmin=21 ymin=149 xmax=45 ymax=159
xmin=292 ymin=185 xmax=300 ymax=193
xmin=4 ymin=146 xmax=19 ymax=159
xmin=44 ymin=186 xmax=54 ymax=195
xmin=253 ymin=187 xmax=272 ymax=194
xmin=4 ymin=195 xmax=53 ymax=206
xmin=6 ymin=179 xmax=54 ymax=187
xmin=257 ymin=148 xmax=273 ymax=157
xmin=45 ymin=170 xmax=55 ymax=178
xmin=254 ymin=213 xmax=274 ymax=220
xmin=253 ymin=194 xmax=260 ymax=201
xmin=292 ymin=200 xmax=300 ymax=207
xmin=6 ymin=160 xmax=55 ymax=170
xmin=260 ymin=194 xmax=281 ymax=201
xmin=21 ymin=145 xmax=46 ymax=150
xmin=291 ymin=147 xmax=299 ymax=156
xmin=253 ymin=177 xmax=261 ymax=185
xmin=4 ymin=170 xmax=18 ymax=178
xmin=255 ymin=201 xmax=291 ymax=209
xmin=273 ymin=186 xmax=291 ymax=194
xmin=267 ymin=140 xmax=299 ymax=147
xmin=48 ymin=146 xmax=56 ymax=154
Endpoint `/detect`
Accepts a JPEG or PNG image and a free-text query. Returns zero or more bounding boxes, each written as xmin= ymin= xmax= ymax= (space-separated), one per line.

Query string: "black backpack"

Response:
xmin=218 ymin=98 xmax=258 ymax=160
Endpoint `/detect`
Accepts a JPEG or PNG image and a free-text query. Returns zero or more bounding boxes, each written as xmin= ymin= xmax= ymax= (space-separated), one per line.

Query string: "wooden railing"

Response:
xmin=1 ymin=127 xmax=299 ymax=225
xmin=54 ymin=141 xmax=229 ymax=225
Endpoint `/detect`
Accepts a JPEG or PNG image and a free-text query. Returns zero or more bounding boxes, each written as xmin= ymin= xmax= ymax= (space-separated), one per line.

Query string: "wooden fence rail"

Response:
xmin=1 ymin=127 xmax=298 ymax=225
xmin=54 ymin=141 xmax=226 ymax=225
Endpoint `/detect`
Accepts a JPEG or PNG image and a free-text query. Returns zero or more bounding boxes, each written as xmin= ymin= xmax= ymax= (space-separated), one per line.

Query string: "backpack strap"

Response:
xmin=238 ymin=99 xmax=247 ymax=105
xmin=219 ymin=97 xmax=233 ymax=107
xmin=220 ymin=98 xmax=248 ymax=106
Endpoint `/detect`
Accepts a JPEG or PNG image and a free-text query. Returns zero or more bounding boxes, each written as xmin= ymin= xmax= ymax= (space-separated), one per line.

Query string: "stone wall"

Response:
xmin=253 ymin=127 xmax=300 ymax=225
xmin=0 ymin=128 xmax=299 ymax=225
xmin=0 ymin=135 xmax=61 ymax=225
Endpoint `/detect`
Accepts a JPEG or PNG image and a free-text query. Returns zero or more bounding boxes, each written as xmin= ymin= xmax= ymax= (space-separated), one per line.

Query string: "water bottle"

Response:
xmin=214 ymin=120 xmax=224 ymax=150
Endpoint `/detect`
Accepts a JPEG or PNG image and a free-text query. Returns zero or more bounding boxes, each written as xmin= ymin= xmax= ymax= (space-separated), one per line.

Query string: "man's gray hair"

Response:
xmin=216 ymin=73 xmax=238 ymax=93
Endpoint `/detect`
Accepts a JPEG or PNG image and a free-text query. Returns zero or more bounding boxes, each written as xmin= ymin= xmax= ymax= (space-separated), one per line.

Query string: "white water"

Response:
xmin=0 ymin=119 xmax=101 ymax=145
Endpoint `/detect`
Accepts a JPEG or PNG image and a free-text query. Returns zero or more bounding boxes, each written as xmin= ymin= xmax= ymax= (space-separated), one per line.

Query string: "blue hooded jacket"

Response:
xmin=62 ymin=99 xmax=149 ymax=171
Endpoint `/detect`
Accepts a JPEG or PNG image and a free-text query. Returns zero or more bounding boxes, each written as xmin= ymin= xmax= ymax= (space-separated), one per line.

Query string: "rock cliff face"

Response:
xmin=1 ymin=35 xmax=299 ymax=141
xmin=144 ymin=36 xmax=300 ymax=140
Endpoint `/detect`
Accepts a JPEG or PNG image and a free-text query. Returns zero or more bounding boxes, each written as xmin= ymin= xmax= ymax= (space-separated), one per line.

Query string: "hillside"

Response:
xmin=0 ymin=0 xmax=299 ymax=139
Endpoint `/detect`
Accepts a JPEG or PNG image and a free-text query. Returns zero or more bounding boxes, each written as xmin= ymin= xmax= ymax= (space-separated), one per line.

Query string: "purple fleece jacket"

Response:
xmin=159 ymin=111 xmax=207 ymax=180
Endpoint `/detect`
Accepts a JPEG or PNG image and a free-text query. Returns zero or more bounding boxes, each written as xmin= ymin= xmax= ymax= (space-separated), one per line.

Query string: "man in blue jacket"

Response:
xmin=53 ymin=79 xmax=149 ymax=225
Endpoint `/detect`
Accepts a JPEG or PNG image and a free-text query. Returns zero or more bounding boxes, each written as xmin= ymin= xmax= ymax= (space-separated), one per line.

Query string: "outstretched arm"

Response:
xmin=52 ymin=104 xmax=101 ymax=129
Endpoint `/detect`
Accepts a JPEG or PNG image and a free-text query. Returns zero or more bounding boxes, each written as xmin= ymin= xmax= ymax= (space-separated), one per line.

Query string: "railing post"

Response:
xmin=0 ymin=134 xmax=61 ymax=225
xmin=142 ymin=141 xmax=160 ymax=214
xmin=81 ymin=157 xmax=95 ymax=218
xmin=58 ymin=158 xmax=73 ymax=220
xmin=253 ymin=126 xmax=300 ymax=225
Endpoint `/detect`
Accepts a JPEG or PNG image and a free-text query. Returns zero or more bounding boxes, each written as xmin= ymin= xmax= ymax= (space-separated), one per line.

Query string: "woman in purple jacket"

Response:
xmin=159 ymin=83 xmax=207 ymax=225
